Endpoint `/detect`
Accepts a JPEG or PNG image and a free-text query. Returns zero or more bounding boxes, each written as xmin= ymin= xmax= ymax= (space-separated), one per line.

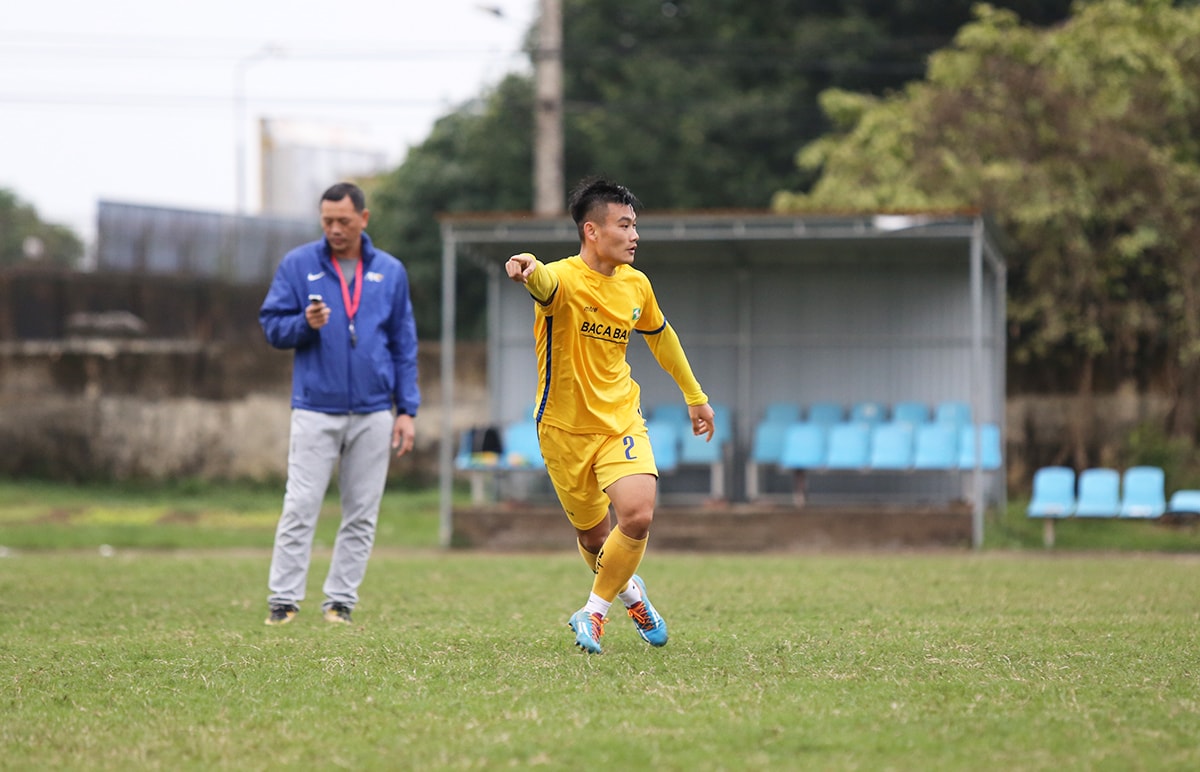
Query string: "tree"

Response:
xmin=775 ymin=0 xmax=1200 ymax=462
xmin=366 ymin=75 xmax=535 ymax=339
xmin=0 ymin=189 xmax=84 ymax=268
xmin=368 ymin=0 xmax=1071 ymax=339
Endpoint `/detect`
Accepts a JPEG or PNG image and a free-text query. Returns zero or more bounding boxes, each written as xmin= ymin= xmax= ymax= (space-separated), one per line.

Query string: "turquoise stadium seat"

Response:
xmin=868 ymin=422 xmax=914 ymax=470
xmin=649 ymin=403 xmax=690 ymax=427
xmin=745 ymin=417 xmax=791 ymax=499
xmin=1073 ymin=468 xmax=1120 ymax=517
xmin=850 ymin=400 xmax=888 ymax=425
xmin=806 ymin=401 xmax=844 ymax=427
xmin=455 ymin=429 xmax=473 ymax=470
xmin=503 ymin=421 xmax=545 ymax=469
xmin=1119 ymin=466 xmax=1165 ymax=518
xmin=892 ymin=401 xmax=930 ymax=426
xmin=824 ymin=422 xmax=871 ymax=470
xmin=749 ymin=419 xmax=789 ymax=466
xmin=679 ymin=427 xmax=723 ymax=465
xmin=709 ymin=403 xmax=733 ymax=438
xmin=935 ymin=400 xmax=973 ymax=426
xmin=1166 ymin=489 xmax=1200 ymax=516
xmin=779 ymin=422 xmax=827 ymax=470
xmin=645 ymin=419 xmax=681 ymax=473
xmin=763 ymin=402 xmax=801 ymax=424
xmin=650 ymin=402 xmax=731 ymax=439
xmin=1027 ymin=466 xmax=1076 ymax=518
xmin=912 ymin=423 xmax=958 ymax=470
xmin=957 ymin=423 xmax=1002 ymax=470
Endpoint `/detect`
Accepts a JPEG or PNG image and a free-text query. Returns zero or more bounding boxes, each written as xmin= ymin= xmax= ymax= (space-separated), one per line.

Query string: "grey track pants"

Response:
xmin=267 ymin=409 xmax=393 ymax=611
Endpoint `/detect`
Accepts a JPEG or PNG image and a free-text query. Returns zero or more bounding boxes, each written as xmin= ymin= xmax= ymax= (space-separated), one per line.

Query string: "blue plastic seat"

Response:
xmin=957 ymin=423 xmax=1002 ymax=470
xmin=868 ymin=422 xmax=914 ymax=470
xmin=935 ymin=400 xmax=973 ymax=426
xmin=1073 ymin=468 xmax=1120 ymax=517
xmin=850 ymin=401 xmax=888 ymax=425
xmin=651 ymin=402 xmax=731 ymax=440
xmin=709 ymin=403 xmax=734 ymax=439
xmin=762 ymin=402 xmax=801 ymax=424
xmin=503 ymin=421 xmax=545 ymax=469
xmin=1166 ymin=489 xmax=1200 ymax=516
xmin=824 ymin=422 xmax=871 ymax=470
xmin=778 ymin=422 xmax=827 ymax=470
xmin=911 ymin=423 xmax=959 ymax=470
xmin=679 ymin=427 xmax=723 ymax=465
xmin=892 ymin=401 xmax=930 ymax=427
xmin=1027 ymin=466 xmax=1076 ymax=518
xmin=648 ymin=403 xmax=690 ymax=428
xmin=749 ymin=419 xmax=789 ymax=466
xmin=805 ymin=401 xmax=844 ymax=427
xmin=645 ymin=419 xmax=681 ymax=473
xmin=1119 ymin=466 xmax=1166 ymax=518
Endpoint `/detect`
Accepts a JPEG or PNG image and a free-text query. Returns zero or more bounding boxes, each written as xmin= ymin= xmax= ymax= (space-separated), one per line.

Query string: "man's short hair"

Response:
xmin=321 ymin=182 xmax=366 ymax=213
xmin=567 ymin=177 xmax=641 ymax=237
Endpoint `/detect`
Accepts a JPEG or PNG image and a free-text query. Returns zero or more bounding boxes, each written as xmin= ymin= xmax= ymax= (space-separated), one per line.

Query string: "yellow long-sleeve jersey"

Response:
xmin=520 ymin=254 xmax=707 ymax=434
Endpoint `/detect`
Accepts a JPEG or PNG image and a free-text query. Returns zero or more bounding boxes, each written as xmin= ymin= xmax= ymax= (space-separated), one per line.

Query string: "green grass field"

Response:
xmin=4 ymin=480 xmax=1200 ymax=769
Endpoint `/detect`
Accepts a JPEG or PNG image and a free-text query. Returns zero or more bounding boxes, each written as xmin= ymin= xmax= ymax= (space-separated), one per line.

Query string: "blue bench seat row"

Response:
xmin=1026 ymin=465 xmax=1172 ymax=519
xmin=755 ymin=420 xmax=1001 ymax=472
xmin=759 ymin=399 xmax=976 ymax=428
xmin=455 ymin=421 xmax=545 ymax=471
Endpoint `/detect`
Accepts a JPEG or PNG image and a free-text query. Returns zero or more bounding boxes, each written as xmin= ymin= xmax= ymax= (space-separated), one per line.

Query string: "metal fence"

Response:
xmin=96 ymin=201 xmax=318 ymax=285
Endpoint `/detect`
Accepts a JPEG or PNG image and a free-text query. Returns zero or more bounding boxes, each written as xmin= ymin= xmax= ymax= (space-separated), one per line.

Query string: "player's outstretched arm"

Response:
xmin=688 ymin=402 xmax=716 ymax=442
xmin=505 ymin=252 xmax=557 ymax=303
xmin=505 ymin=253 xmax=537 ymax=284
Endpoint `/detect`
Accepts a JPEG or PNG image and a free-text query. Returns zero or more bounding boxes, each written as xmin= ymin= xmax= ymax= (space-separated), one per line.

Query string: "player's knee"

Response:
xmin=617 ymin=506 xmax=654 ymax=539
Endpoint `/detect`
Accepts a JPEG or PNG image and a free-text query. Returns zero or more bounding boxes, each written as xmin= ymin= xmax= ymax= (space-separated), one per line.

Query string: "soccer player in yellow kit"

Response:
xmin=505 ymin=177 xmax=715 ymax=654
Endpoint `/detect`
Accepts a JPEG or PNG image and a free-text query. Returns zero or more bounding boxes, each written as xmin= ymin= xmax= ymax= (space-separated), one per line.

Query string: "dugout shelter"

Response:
xmin=437 ymin=211 xmax=1008 ymax=549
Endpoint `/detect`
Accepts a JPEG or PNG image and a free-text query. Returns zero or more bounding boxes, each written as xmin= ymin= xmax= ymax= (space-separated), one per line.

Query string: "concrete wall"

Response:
xmin=0 ymin=339 xmax=488 ymax=483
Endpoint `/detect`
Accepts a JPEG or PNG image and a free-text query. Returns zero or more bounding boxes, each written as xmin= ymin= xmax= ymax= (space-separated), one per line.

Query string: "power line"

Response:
xmin=0 ymin=92 xmax=485 ymax=110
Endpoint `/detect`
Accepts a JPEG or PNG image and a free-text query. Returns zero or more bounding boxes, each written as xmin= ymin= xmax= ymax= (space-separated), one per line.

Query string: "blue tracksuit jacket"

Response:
xmin=259 ymin=233 xmax=420 ymax=416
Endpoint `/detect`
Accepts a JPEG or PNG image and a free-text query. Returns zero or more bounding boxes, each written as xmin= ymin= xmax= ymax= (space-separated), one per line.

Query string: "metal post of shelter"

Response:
xmin=969 ymin=216 xmax=985 ymax=548
xmin=438 ymin=224 xmax=457 ymax=548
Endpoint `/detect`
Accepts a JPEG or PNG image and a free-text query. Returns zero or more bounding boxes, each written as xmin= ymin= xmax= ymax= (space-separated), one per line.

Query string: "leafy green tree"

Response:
xmin=559 ymin=0 xmax=1073 ymax=209
xmin=369 ymin=0 xmax=1071 ymax=339
xmin=0 ymin=189 xmax=84 ymax=268
xmin=366 ymin=75 xmax=535 ymax=339
xmin=775 ymin=0 xmax=1200 ymax=459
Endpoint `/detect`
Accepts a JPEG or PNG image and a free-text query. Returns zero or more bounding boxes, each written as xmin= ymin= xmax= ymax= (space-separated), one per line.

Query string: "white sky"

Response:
xmin=0 ymin=0 xmax=536 ymax=244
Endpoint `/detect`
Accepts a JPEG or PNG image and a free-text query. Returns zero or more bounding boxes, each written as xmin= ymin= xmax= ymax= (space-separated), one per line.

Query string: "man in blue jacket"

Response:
xmin=259 ymin=181 xmax=420 ymax=626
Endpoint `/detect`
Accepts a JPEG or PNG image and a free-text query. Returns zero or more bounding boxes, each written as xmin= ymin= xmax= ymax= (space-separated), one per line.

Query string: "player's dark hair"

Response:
xmin=567 ymin=176 xmax=641 ymax=238
xmin=321 ymin=182 xmax=366 ymax=213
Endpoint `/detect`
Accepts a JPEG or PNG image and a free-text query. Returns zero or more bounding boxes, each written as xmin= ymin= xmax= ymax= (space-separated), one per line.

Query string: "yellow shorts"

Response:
xmin=536 ymin=418 xmax=658 ymax=531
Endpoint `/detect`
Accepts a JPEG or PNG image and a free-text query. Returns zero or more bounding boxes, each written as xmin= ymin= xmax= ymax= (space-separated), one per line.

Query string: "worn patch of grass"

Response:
xmin=0 ymin=478 xmax=443 ymax=550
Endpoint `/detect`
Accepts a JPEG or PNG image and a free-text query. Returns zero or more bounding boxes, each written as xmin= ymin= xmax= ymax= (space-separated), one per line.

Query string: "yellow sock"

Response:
xmin=592 ymin=527 xmax=647 ymax=602
xmin=577 ymin=539 xmax=599 ymax=573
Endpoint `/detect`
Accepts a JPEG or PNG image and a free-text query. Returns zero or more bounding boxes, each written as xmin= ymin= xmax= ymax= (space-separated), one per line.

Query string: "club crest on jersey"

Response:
xmin=631 ymin=307 xmax=641 ymax=321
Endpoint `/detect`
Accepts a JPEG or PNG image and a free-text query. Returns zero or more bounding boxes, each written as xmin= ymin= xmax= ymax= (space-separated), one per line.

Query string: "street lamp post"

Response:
xmin=233 ymin=45 xmax=281 ymax=218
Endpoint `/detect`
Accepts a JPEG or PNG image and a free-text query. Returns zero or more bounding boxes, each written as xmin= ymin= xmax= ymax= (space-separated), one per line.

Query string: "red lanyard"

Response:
xmin=332 ymin=258 xmax=362 ymax=321
xmin=332 ymin=258 xmax=363 ymax=347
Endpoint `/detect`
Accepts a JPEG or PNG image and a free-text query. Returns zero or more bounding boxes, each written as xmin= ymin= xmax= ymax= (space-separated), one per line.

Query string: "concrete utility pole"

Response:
xmin=533 ymin=0 xmax=564 ymax=215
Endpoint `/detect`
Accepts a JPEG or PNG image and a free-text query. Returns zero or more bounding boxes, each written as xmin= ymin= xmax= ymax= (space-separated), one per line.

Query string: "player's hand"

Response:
xmin=392 ymin=413 xmax=415 ymax=457
xmin=305 ymin=301 xmax=331 ymax=329
xmin=505 ymin=253 xmax=537 ymax=284
xmin=689 ymin=403 xmax=716 ymax=442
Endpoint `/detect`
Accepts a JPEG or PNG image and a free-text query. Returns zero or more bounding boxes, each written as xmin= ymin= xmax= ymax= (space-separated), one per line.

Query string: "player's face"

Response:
xmin=592 ymin=203 xmax=638 ymax=268
xmin=320 ymin=196 xmax=369 ymax=258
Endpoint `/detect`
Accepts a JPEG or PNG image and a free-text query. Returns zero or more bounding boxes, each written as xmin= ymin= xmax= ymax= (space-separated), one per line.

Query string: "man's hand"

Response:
xmin=305 ymin=299 xmax=331 ymax=329
xmin=392 ymin=413 xmax=415 ymax=457
xmin=689 ymin=403 xmax=716 ymax=442
xmin=505 ymin=253 xmax=537 ymax=284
